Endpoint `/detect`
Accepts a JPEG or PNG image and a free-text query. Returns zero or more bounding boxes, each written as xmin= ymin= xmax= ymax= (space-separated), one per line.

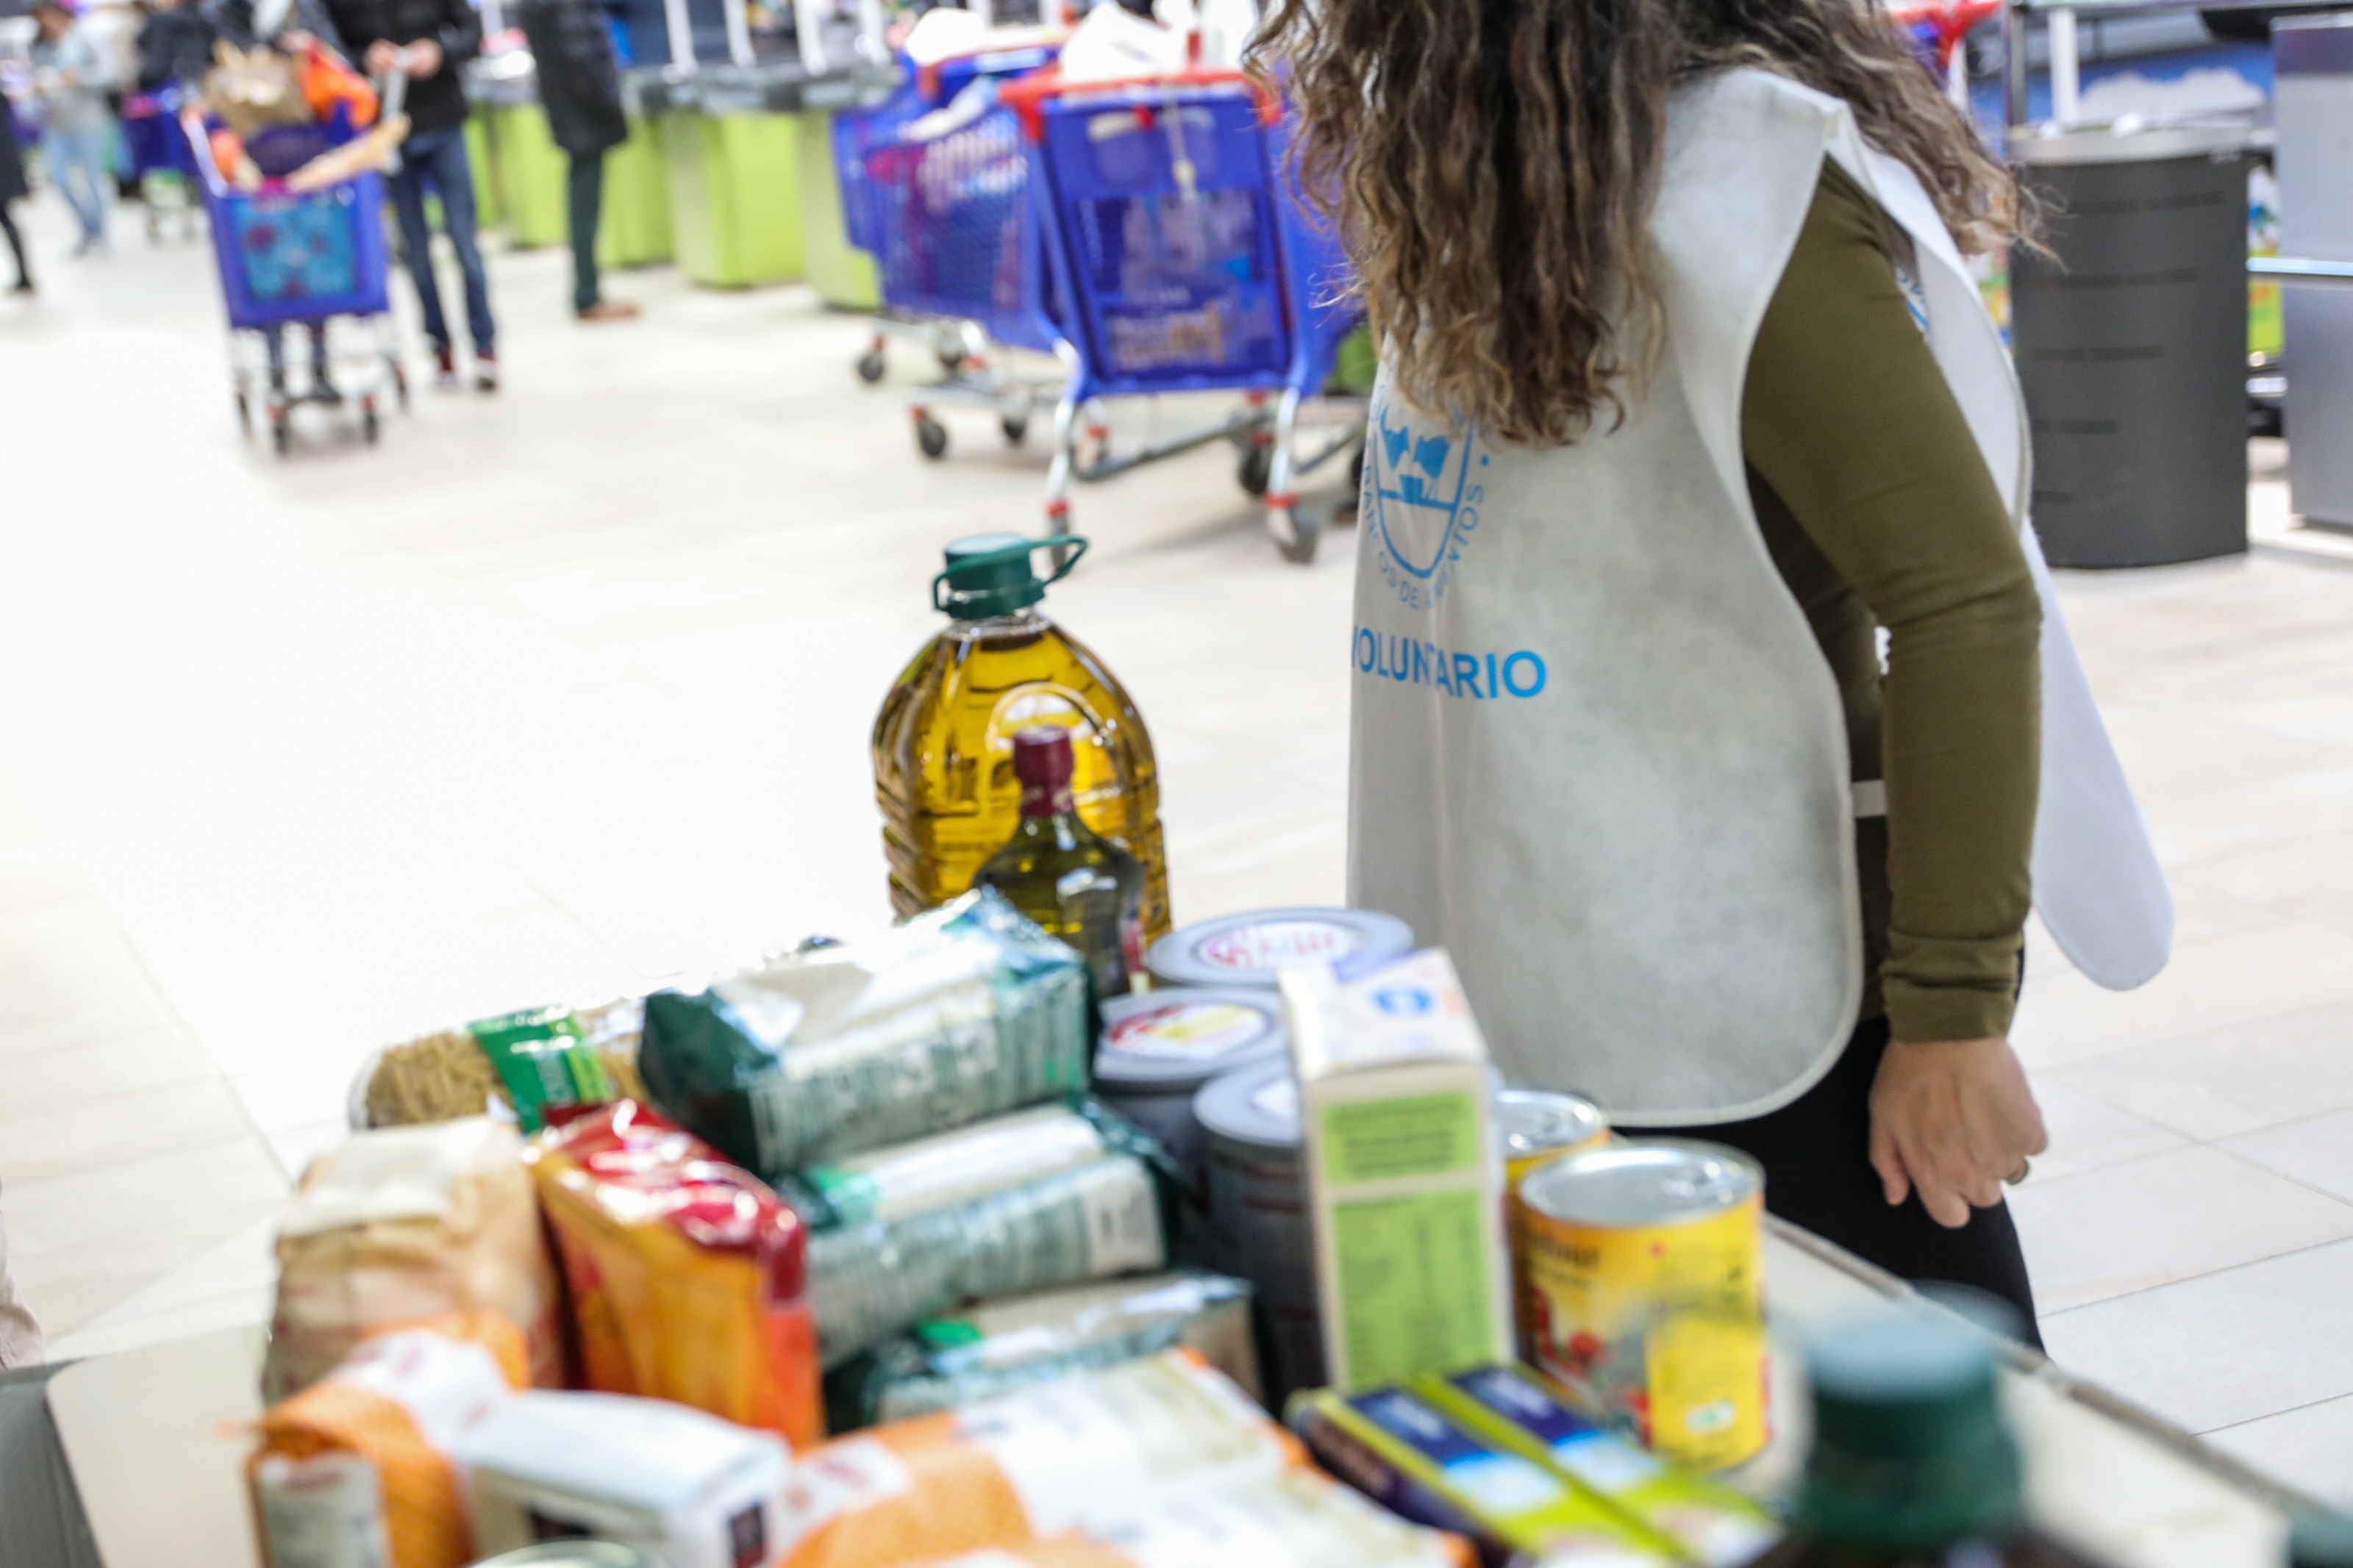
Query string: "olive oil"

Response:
xmin=872 ymin=534 xmax=1171 ymax=939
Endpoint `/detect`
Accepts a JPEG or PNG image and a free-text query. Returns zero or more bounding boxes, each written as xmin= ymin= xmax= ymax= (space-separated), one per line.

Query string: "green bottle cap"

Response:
xmin=934 ymin=534 xmax=1088 ymax=620
xmin=1791 ymin=1311 xmax=2022 ymax=1553
xmin=2291 ymin=1511 xmax=2353 ymax=1568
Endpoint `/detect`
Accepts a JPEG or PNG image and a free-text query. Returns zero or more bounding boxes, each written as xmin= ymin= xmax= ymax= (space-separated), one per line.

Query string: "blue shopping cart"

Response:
xmin=122 ymin=87 xmax=202 ymax=243
xmin=1005 ymin=65 xmax=1365 ymax=562
xmin=182 ymin=101 xmax=408 ymax=454
xmin=835 ymin=40 xmax=1068 ymax=451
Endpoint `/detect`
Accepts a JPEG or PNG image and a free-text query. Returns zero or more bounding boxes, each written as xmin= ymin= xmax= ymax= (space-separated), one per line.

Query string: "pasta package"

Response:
xmin=249 ymin=1313 xmax=528 ymax=1568
xmin=832 ymin=1272 xmax=1259 ymax=1428
xmin=639 ymin=889 xmax=1089 ymax=1181
xmin=264 ymin=1118 xmax=565 ymax=1400
xmin=526 ymin=1100 xmax=824 ymax=1448
xmin=808 ymin=1151 xmax=1168 ymax=1368
xmin=360 ymin=996 xmax=646 ymax=1131
xmin=773 ymin=1350 xmax=1302 ymax=1568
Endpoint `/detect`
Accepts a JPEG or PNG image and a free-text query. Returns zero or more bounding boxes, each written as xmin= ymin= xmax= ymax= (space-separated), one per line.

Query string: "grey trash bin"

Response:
xmin=2012 ymin=123 xmax=2255 ymax=568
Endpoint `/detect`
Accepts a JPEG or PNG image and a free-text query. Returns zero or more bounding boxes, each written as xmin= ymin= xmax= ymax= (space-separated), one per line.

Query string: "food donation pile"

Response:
xmin=241 ymin=536 xmax=2118 ymax=1568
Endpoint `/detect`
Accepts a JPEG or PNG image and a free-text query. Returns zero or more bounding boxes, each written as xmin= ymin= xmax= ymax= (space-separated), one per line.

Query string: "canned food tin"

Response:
xmin=1495 ymin=1089 xmax=1610 ymax=1359
xmin=469 ymin=1544 xmax=663 ymax=1568
xmin=1192 ymin=1059 xmax=1322 ymax=1403
xmin=1518 ymin=1139 xmax=1768 ymax=1470
xmin=1146 ymin=908 xmax=1414 ymax=991
xmin=1496 ymin=1089 xmax=1610 ymax=1189
xmin=251 ymin=1453 xmax=391 ymax=1568
xmin=1096 ymin=988 xmax=1289 ymax=1195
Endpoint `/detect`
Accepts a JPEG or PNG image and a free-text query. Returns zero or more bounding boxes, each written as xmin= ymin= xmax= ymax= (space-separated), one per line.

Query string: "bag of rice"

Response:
xmin=639 ymin=889 xmax=1088 ymax=1181
xmin=527 ymin=1100 xmax=824 ymax=1448
xmin=809 ymin=1151 xmax=1168 ymax=1368
xmin=773 ymin=1350 xmax=1301 ymax=1568
xmin=263 ymin=1118 xmax=565 ymax=1400
xmin=249 ymin=1313 xmax=527 ymax=1568
xmin=831 ymin=1272 xmax=1258 ymax=1428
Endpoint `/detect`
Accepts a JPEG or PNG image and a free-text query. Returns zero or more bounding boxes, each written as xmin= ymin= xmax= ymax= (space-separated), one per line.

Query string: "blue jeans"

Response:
xmin=44 ymin=119 xmax=113 ymax=243
xmin=385 ymin=126 xmax=494 ymax=357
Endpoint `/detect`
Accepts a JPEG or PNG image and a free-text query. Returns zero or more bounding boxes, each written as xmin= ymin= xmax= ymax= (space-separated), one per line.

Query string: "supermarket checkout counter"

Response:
xmin=26 ymin=1220 xmax=2310 ymax=1568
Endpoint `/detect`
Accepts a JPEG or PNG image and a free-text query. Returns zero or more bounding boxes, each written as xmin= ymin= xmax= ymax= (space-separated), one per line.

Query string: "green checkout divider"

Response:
xmin=489 ymin=101 xmax=568 ymax=250
xmin=485 ymin=104 xmax=672 ymax=267
xmin=467 ymin=112 xmax=501 ymax=230
xmin=797 ymin=106 xmax=876 ymax=310
xmin=662 ymin=110 xmax=804 ymax=288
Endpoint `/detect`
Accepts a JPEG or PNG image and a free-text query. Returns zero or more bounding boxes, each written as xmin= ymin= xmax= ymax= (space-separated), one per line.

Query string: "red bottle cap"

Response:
xmin=1013 ymin=726 xmax=1075 ymax=784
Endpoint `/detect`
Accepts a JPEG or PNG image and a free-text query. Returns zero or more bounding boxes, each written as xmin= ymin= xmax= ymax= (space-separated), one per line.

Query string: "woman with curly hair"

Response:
xmin=1263 ymin=0 xmax=2174 ymax=1334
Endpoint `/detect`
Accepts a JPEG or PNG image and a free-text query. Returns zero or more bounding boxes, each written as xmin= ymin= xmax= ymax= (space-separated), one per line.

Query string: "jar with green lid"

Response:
xmin=871 ymin=534 xmax=1171 ymax=942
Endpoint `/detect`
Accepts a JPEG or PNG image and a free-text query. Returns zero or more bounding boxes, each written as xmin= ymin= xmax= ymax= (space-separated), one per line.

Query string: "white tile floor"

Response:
xmin=5 ymin=188 xmax=2353 ymax=1501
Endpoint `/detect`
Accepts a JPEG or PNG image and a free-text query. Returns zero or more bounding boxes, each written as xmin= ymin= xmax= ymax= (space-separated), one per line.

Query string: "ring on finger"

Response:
xmin=2004 ymin=1159 xmax=2032 ymax=1186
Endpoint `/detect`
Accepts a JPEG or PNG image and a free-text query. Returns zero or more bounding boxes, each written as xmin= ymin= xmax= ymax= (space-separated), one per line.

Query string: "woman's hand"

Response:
xmin=1868 ymin=1037 xmax=2048 ymax=1229
xmin=404 ymin=37 xmax=444 ymax=76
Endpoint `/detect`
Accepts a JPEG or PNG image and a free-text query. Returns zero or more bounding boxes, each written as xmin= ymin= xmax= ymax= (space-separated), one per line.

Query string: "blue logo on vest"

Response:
xmin=1368 ymin=396 xmax=1486 ymax=611
xmin=1370 ymin=985 xmax=1435 ymax=1017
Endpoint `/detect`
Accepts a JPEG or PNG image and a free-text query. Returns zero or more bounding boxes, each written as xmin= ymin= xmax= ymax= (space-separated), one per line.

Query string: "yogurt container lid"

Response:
xmin=1146 ymin=907 xmax=1415 ymax=991
xmin=1096 ymin=988 xmax=1288 ymax=1087
xmin=1519 ymin=1138 xmax=1763 ymax=1229
xmin=1192 ymin=1060 xmax=1302 ymax=1152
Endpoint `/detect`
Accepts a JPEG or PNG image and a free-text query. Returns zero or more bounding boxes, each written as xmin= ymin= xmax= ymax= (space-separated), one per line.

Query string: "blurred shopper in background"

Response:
xmin=321 ymin=0 xmax=499 ymax=389
xmin=29 ymin=0 xmax=117 ymax=256
xmin=514 ymin=0 xmax=639 ymax=323
xmin=1280 ymin=0 xmax=2167 ymax=1342
xmin=0 ymin=90 xmax=32 ymax=293
xmin=135 ymin=0 xmax=218 ymax=90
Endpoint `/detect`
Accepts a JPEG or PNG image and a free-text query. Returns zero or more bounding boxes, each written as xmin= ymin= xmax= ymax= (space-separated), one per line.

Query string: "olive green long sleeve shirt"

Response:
xmin=1741 ymin=162 xmax=2041 ymax=1044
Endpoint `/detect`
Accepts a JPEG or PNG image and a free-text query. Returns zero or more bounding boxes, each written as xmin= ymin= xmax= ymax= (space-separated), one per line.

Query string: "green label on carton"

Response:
xmin=1321 ymin=1091 xmax=1480 ymax=1184
xmin=1335 ymin=1189 xmax=1498 ymax=1386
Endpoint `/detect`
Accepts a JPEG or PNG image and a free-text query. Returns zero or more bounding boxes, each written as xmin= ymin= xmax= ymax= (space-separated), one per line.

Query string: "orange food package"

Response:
xmin=773 ymin=1350 xmax=1304 ymax=1568
xmin=526 ymin=1100 xmax=823 ymax=1448
xmin=249 ymin=1312 xmax=527 ymax=1568
xmin=298 ymin=43 xmax=378 ymax=128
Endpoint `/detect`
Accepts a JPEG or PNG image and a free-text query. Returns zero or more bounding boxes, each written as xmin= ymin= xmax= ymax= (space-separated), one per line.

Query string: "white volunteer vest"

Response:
xmin=1346 ymin=68 xmax=2173 ymax=1125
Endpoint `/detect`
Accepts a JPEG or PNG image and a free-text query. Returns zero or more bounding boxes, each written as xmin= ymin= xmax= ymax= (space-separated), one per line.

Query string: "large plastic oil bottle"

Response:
xmin=873 ymin=534 xmax=1172 ymax=941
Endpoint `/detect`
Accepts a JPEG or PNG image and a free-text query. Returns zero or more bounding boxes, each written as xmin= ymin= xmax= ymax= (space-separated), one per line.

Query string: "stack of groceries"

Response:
xmin=254 ymin=892 xmax=2105 ymax=1568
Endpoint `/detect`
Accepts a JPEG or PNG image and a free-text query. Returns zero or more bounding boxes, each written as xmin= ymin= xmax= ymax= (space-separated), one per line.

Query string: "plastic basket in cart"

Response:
xmin=184 ymin=118 xmax=393 ymax=330
xmin=122 ymin=88 xmax=198 ymax=179
xmin=854 ymin=73 xmax=1064 ymax=355
xmin=834 ymin=45 xmax=1057 ymax=257
xmin=206 ymin=176 xmax=392 ymax=327
xmin=1007 ymin=68 xmax=1295 ymax=395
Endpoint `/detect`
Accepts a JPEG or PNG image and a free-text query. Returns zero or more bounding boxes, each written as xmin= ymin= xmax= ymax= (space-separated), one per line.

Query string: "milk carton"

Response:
xmin=1280 ymin=949 xmax=1513 ymax=1390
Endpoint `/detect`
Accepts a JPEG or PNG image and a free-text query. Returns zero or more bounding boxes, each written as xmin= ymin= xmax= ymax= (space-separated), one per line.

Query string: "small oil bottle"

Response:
xmin=975 ymin=726 xmax=1147 ymax=1006
xmin=871 ymin=534 xmax=1171 ymax=940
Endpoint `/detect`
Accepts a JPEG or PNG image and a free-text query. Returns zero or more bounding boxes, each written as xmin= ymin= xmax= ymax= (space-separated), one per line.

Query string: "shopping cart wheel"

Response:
xmin=1269 ymin=500 xmax=1320 ymax=565
xmin=1000 ymin=413 xmax=1029 ymax=447
xmin=855 ymin=348 xmax=887 ymax=384
xmin=937 ymin=345 xmax=968 ymax=376
xmin=234 ymin=391 xmax=252 ymax=437
xmin=1238 ymin=443 xmax=1274 ymax=499
xmin=361 ymin=397 xmax=382 ymax=445
xmin=390 ymin=360 xmax=410 ymax=412
xmin=914 ymin=413 xmax=950 ymax=460
xmin=270 ymin=417 xmax=292 ymax=457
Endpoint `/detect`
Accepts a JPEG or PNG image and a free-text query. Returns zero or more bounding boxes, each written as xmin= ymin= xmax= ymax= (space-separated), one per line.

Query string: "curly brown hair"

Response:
xmin=1254 ymin=0 xmax=2025 ymax=446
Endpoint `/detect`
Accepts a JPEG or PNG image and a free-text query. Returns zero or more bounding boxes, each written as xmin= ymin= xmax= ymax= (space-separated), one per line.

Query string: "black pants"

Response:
xmin=0 ymin=201 xmax=27 ymax=287
xmin=567 ymin=150 xmax=604 ymax=315
xmin=1647 ymin=1017 xmax=2043 ymax=1349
